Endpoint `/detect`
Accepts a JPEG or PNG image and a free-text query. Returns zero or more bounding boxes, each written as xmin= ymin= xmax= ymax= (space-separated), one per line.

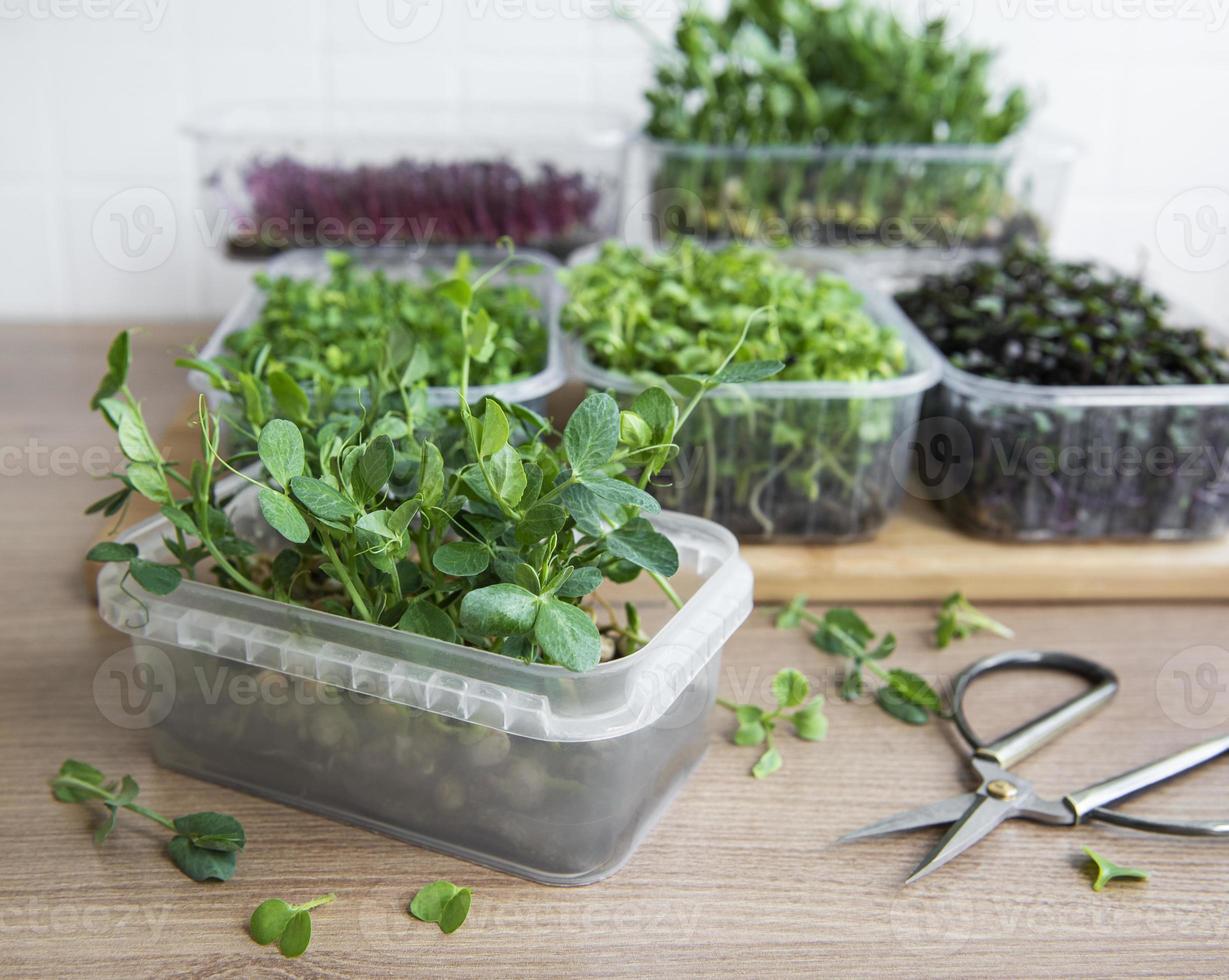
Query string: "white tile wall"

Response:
xmin=1 ymin=0 xmax=1227 ymax=326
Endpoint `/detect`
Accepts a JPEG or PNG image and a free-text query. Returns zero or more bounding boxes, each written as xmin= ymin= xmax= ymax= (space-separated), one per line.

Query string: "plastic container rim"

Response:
xmin=184 ymin=100 xmax=636 ymax=150
xmin=640 ymin=127 xmax=1079 ymax=165
xmin=99 ymin=509 xmax=740 ymax=680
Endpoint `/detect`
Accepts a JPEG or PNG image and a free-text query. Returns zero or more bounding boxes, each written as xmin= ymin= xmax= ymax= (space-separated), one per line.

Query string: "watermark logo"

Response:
xmin=0 ymin=0 xmax=169 ymax=30
xmin=996 ymin=0 xmax=1229 ymax=30
xmin=93 ymin=646 xmax=175 ymax=730
xmin=91 ymin=187 xmax=176 ymax=273
xmin=627 ymin=646 xmax=717 ymax=732
xmin=1156 ymin=186 xmax=1229 ymax=273
xmin=621 ymin=186 xmax=709 ymax=256
xmin=358 ymin=0 xmax=445 ymax=43
xmin=890 ymin=0 xmax=978 ymax=37
xmin=1157 ymin=644 xmax=1229 ymax=730
xmin=891 ymin=416 xmax=975 ymax=501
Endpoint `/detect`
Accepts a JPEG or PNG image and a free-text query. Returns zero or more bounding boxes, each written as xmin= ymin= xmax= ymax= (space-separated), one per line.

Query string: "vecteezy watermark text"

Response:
xmin=0 ymin=0 xmax=168 ymax=30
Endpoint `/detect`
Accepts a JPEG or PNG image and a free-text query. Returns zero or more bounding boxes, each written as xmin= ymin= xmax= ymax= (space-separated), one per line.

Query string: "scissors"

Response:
xmin=841 ymin=650 xmax=1229 ymax=883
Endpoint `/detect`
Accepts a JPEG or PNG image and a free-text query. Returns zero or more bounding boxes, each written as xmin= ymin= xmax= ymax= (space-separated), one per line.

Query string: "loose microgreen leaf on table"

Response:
xmin=50 ymin=759 xmax=246 ymax=881
xmin=776 ymin=597 xmax=944 ymax=726
xmin=250 ymin=894 xmax=336 ymax=957
xmin=718 ymin=667 xmax=828 ymax=778
xmin=935 ymin=592 xmax=1015 ymax=648
xmin=409 ymin=880 xmax=473 ymax=933
xmin=1083 ymin=847 xmax=1150 ymax=892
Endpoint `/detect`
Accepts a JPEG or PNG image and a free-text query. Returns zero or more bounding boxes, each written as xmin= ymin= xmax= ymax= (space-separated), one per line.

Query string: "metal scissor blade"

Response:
xmin=904 ymin=794 xmax=1017 ymax=885
xmin=839 ymin=793 xmax=979 ymax=843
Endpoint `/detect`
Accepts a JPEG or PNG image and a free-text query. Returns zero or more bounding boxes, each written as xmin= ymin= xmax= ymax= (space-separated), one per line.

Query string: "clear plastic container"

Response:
xmin=921 ymin=351 xmax=1229 ymax=542
xmin=632 ymin=132 xmax=1074 ymax=255
xmin=95 ymin=492 xmax=753 ymax=885
xmin=566 ymin=248 xmax=943 ymax=542
xmin=191 ymin=245 xmax=566 ymax=417
xmin=186 ymin=102 xmax=631 ymax=260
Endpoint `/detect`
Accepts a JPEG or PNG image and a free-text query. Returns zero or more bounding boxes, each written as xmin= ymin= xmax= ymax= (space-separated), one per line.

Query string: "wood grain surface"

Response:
xmin=6 ymin=322 xmax=1229 ymax=979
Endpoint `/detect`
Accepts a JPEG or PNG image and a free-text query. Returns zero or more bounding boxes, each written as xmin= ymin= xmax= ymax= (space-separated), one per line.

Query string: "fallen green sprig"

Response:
xmin=777 ymin=598 xmax=943 ymax=725
xmin=935 ymin=592 xmax=1014 ymax=648
xmin=250 ymin=894 xmax=336 ymax=957
xmin=50 ymin=759 xmax=246 ymax=881
xmin=718 ymin=667 xmax=827 ymax=778
xmin=1083 ymin=846 xmax=1150 ymax=892
xmin=410 ymin=880 xmax=472 ymax=933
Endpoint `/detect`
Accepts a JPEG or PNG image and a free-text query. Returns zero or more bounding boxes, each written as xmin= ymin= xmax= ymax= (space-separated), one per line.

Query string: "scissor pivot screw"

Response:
xmin=986 ymin=779 xmax=1019 ymax=800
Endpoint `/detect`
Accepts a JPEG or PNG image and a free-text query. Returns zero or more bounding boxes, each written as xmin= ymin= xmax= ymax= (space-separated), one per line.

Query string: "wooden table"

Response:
xmin=5 ymin=323 xmax=1229 ymax=978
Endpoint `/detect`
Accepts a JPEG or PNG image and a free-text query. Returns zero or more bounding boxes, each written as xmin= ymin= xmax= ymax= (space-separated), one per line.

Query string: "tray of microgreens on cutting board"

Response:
xmin=89 ymin=389 xmax=1229 ymax=604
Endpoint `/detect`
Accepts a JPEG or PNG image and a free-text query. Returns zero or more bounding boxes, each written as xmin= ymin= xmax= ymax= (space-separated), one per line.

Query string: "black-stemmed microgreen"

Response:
xmin=50 ymin=759 xmax=246 ymax=881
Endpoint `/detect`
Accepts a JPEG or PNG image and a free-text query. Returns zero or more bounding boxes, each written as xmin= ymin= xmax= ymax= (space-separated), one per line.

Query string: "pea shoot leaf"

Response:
xmin=410 ymin=880 xmax=460 ymax=923
xmin=433 ymin=541 xmax=490 ymax=577
xmin=555 ymin=565 xmax=604 ymax=599
xmin=290 ymin=476 xmax=357 ymax=522
xmin=440 ymin=889 xmax=472 ymax=934
xmin=533 ymin=598 xmax=601 ymax=672
xmin=129 ymin=559 xmax=181 ymax=596
xmin=397 ymin=598 xmax=459 ymax=643
xmin=480 ymin=399 xmax=510 ymax=457
xmin=278 ymin=911 xmax=312 ymax=958
xmin=259 ymin=489 xmax=310 ymax=544
xmin=167 ymin=835 xmax=238 ymax=882
xmin=460 ymin=583 xmax=539 ymax=636
xmin=604 ymin=518 xmax=678 ymax=576
xmin=86 ymin=541 xmax=138 ymax=563
xmin=752 ymin=747 xmax=783 ymax=779
xmin=564 ymin=392 xmax=620 ymax=476
xmin=258 ymin=419 xmax=305 ymax=489
xmin=715 ymin=360 xmax=785 ymax=384
xmin=772 ymin=668 xmax=809 ymax=709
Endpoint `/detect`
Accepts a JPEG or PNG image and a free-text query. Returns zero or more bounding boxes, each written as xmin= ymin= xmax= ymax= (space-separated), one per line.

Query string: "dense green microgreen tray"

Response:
xmin=204 ymin=250 xmax=550 ymax=394
xmin=562 ymin=240 xmax=916 ymax=540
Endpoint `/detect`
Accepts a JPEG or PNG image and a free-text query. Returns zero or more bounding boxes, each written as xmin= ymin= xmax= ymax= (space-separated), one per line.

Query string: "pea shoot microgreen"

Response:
xmin=776 ymin=597 xmax=944 ymax=725
xmin=86 ymin=241 xmax=781 ymax=671
xmin=1083 ymin=847 xmax=1150 ymax=892
xmin=718 ymin=667 xmax=828 ymax=778
xmin=50 ymin=759 xmax=246 ymax=881
xmin=935 ymin=592 xmax=1015 ymax=648
xmin=409 ymin=881 xmax=472 ymax=933
xmin=250 ymin=893 xmax=336 ymax=957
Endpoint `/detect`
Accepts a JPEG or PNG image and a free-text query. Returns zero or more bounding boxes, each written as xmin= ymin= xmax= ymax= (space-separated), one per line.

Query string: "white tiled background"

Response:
xmin=3 ymin=0 xmax=1229 ymax=325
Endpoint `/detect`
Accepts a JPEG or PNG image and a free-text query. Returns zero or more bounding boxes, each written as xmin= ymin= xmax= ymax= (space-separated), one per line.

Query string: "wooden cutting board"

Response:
xmin=90 ymin=395 xmax=1229 ymax=603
